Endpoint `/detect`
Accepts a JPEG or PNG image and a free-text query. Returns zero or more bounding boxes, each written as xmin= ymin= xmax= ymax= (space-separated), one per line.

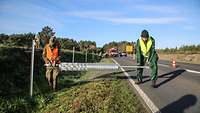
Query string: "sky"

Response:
xmin=0 ymin=0 xmax=200 ymax=48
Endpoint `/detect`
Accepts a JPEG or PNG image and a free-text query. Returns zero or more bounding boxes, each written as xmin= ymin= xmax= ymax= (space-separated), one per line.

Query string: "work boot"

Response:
xmin=136 ymin=78 xmax=142 ymax=84
xmin=151 ymin=80 xmax=156 ymax=88
xmin=53 ymin=84 xmax=57 ymax=91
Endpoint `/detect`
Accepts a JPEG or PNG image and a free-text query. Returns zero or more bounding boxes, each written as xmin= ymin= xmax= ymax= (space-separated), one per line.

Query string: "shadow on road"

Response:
xmin=160 ymin=94 xmax=197 ymax=113
xmin=155 ymin=69 xmax=186 ymax=88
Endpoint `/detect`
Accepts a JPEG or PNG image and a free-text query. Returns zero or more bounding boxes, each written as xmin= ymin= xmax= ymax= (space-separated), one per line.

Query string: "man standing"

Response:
xmin=136 ymin=30 xmax=158 ymax=87
xmin=43 ymin=36 xmax=60 ymax=90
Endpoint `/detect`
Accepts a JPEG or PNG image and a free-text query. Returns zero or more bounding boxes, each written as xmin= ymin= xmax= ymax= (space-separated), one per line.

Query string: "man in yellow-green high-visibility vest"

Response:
xmin=136 ymin=30 xmax=158 ymax=88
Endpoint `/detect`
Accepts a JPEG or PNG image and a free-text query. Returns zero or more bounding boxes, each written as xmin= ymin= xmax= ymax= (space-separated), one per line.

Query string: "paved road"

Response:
xmin=113 ymin=57 xmax=200 ymax=113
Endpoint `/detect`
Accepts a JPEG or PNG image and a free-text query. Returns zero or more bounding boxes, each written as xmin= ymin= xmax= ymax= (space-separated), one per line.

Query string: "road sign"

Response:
xmin=126 ymin=45 xmax=133 ymax=52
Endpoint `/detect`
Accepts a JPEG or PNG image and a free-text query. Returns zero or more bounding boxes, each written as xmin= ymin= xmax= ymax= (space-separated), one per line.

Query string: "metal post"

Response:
xmin=85 ymin=49 xmax=88 ymax=63
xmin=30 ymin=40 xmax=35 ymax=97
xmin=72 ymin=47 xmax=75 ymax=63
xmin=132 ymin=52 xmax=135 ymax=60
xmin=92 ymin=50 xmax=94 ymax=61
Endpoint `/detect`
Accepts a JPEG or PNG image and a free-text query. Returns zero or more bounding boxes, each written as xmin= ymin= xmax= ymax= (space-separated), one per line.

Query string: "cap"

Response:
xmin=141 ymin=30 xmax=149 ymax=38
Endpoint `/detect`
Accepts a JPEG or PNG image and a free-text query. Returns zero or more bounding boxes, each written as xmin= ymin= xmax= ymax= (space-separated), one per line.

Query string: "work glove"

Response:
xmin=52 ymin=59 xmax=60 ymax=67
xmin=45 ymin=63 xmax=51 ymax=67
xmin=52 ymin=60 xmax=56 ymax=67
xmin=146 ymin=62 xmax=150 ymax=66
xmin=137 ymin=63 xmax=140 ymax=66
xmin=146 ymin=59 xmax=150 ymax=66
xmin=45 ymin=60 xmax=52 ymax=67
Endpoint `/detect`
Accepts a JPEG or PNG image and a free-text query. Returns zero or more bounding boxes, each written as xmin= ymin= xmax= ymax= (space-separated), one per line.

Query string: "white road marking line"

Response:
xmin=112 ymin=58 xmax=161 ymax=113
xmin=185 ymin=69 xmax=200 ymax=74
xmin=158 ymin=63 xmax=169 ymax=68
xmin=158 ymin=63 xmax=200 ymax=74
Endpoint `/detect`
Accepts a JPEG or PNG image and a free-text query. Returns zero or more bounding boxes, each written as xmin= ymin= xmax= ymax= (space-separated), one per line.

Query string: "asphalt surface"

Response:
xmin=113 ymin=56 xmax=200 ymax=113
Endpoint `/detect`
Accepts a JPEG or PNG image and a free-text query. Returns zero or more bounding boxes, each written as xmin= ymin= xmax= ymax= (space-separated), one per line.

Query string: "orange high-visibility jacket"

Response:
xmin=44 ymin=44 xmax=59 ymax=62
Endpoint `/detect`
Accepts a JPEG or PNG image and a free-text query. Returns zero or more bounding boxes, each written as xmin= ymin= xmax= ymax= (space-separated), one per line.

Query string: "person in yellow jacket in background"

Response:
xmin=136 ymin=30 xmax=158 ymax=88
xmin=43 ymin=36 xmax=61 ymax=90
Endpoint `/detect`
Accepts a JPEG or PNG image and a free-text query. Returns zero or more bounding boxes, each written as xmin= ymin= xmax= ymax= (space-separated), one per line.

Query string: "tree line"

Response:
xmin=0 ymin=26 xmax=98 ymax=53
xmin=0 ymin=33 xmax=34 ymax=47
xmin=0 ymin=26 xmax=135 ymax=54
xmin=102 ymin=41 xmax=135 ymax=53
xmin=2 ymin=26 xmax=198 ymax=54
xmin=157 ymin=45 xmax=200 ymax=54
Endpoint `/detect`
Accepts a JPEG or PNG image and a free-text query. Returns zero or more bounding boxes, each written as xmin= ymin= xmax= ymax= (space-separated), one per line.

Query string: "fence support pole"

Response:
xmin=72 ymin=47 xmax=75 ymax=63
xmin=30 ymin=40 xmax=35 ymax=97
xmin=92 ymin=50 xmax=94 ymax=61
xmin=85 ymin=49 xmax=88 ymax=63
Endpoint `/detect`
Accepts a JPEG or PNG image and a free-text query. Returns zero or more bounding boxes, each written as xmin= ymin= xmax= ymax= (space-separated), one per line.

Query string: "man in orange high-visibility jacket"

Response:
xmin=43 ymin=36 xmax=60 ymax=90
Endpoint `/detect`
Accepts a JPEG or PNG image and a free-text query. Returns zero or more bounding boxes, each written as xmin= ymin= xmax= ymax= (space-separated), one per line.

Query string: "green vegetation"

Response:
xmin=0 ymin=50 xmax=146 ymax=112
xmin=0 ymin=26 xmax=137 ymax=55
xmin=0 ymin=47 xmax=100 ymax=113
xmin=38 ymin=58 xmax=146 ymax=113
xmin=58 ymin=38 xmax=79 ymax=50
xmin=39 ymin=80 xmax=145 ymax=113
xmin=157 ymin=44 xmax=200 ymax=54
xmin=0 ymin=26 xmax=100 ymax=54
xmin=0 ymin=26 xmax=145 ymax=113
xmin=0 ymin=33 xmax=35 ymax=48
xmin=0 ymin=33 xmax=99 ymax=54
xmin=38 ymin=26 xmax=55 ymax=46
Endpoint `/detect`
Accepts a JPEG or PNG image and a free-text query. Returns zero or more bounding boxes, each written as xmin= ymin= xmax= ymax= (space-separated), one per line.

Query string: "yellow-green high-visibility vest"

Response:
xmin=139 ymin=37 xmax=152 ymax=57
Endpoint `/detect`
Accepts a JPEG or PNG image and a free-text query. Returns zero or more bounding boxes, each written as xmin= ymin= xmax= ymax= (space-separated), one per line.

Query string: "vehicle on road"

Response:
xmin=119 ymin=52 xmax=127 ymax=57
xmin=108 ymin=48 xmax=119 ymax=57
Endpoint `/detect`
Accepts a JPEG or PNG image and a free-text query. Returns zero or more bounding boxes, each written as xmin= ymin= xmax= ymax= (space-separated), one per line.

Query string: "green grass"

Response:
xmin=0 ymin=46 xmax=101 ymax=113
xmin=0 ymin=47 xmax=146 ymax=113
xmin=37 ymin=58 xmax=146 ymax=113
xmin=99 ymin=58 xmax=113 ymax=63
xmin=39 ymin=80 xmax=146 ymax=113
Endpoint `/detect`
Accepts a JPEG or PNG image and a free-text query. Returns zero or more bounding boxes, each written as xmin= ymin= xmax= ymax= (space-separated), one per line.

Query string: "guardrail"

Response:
xmin=59 ymin=63 xmax=149 ymax=71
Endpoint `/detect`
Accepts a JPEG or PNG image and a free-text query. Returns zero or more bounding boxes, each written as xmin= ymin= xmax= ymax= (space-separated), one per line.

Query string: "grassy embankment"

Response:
xmin=38 ymin=58 xmax=146 ymax=113
xmin=0 ymin=46 xmax=100 ymax=113
xmin=157 ymin=45 xmax=200 ymax=64
xmin=0 ymin=47 xmax=146 ymax=113
xmin=158 ymin=53 xmax=200 ymax=64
